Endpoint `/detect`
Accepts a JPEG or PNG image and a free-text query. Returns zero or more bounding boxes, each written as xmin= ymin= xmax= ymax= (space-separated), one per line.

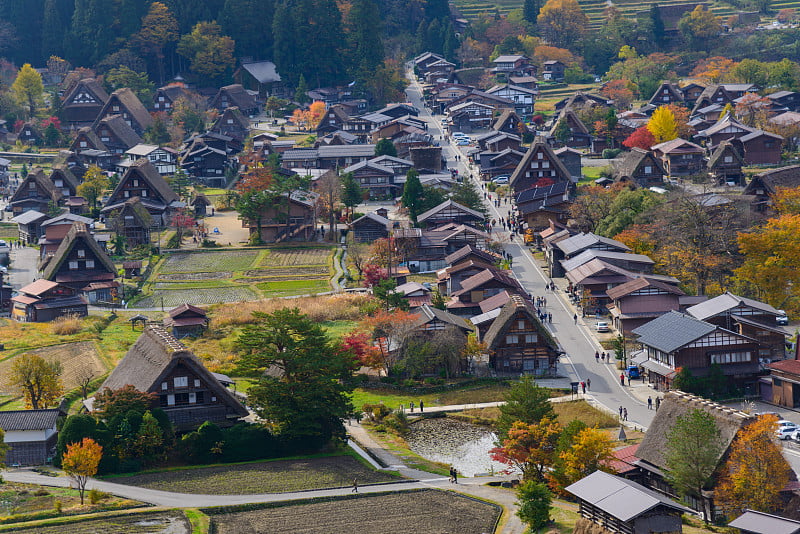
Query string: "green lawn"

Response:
xmin=106 ymin=455 xmax=400 ymax=494
xmin=351 ymin=382 xmax=512 ymax=411
xmin=257 ymin=279 xmax=331 ymax=296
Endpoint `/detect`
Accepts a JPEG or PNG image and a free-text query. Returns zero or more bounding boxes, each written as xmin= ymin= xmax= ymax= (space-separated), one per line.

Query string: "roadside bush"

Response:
xmin=180 ymin=421 xmax=285 ymax=465
xmin=383 ymin=410 xmax=408 ymax=434
xmin=602 ymin=148 xmax=622 ymax=159
xmin=50 ymin=314 xmax=83 ymax=335
xmin=88 ymin=488 xmax=109 ymax=504
xmin=201 ymin=238 xmax=221 ymax=248
xmin=361 ymin=403 xmax=392 ymax=423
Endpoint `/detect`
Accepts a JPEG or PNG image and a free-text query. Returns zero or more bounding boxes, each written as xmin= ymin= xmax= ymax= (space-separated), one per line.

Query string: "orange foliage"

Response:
xmin=614 ymin=224 xmax=657 ymax=256
xmin=291 ymin=100 xmax=327 ymax=130
xmin=665 ymin=103 xmax=693 ymax=138
xmin=716 ymin=415 xmax=792 ymax=516
xmin=600 ymin=79 xmax=634 ymax=110
xmin=237 ymin=166 xmax=273 ymax=193
xmin=533 ymin=45 xmax=575 ymax=67
xmin=489 ymin=418 xmax=562 ymax=481
xmin=690 ymin=56 xmax=737 ymax=83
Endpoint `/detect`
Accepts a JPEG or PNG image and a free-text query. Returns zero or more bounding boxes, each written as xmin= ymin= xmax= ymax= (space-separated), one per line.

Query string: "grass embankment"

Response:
xmin=351 ymin=382 xmax=513 ymax=410
xmin=106 ymin=454 xmax=400 ymax=495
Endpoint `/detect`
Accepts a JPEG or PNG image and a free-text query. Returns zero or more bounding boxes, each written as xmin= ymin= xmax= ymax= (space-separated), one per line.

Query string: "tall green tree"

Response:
xmin=523 ymin=0 xmax=540 ymax=26
xmin=450 ymin=180 xmax=487 ymax=217
xmin=177 ymin=21 xmax=236 ymax=83
xmin=235 ymin=308 xmax=358 ymax=446
xmin=340 ymin=171 xmax=363 ymax=221
xmin=133 ymin=2 xmax=179 ymax=85
xmin=496 ymin=376 xmax=555 ymax=441
xmin=516 ymin=480 xmax=552 ymax=531
xmin=401 ymin=169 xmax=424 ymax=224
xmin=105 ymin=66 xmax=156 ymax=104
xmin=665 ymin=408 xmax=726 ymax=508
xmin=650 ymin=4 xmax=665 ymax=47
xmin=348 ymin=0 xmax=384 ymax=84
xmin=220 ymin=0 xmax=276 ymax=60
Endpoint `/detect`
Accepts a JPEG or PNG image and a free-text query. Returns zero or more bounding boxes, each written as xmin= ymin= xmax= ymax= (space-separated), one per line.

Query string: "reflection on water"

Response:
xmin=404 ymin=417 xmax=513 ymax=477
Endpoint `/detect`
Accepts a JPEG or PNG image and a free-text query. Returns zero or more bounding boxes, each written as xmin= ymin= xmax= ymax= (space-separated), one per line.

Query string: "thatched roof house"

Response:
xmin=100 ymin=325 xmax=248 ymax=430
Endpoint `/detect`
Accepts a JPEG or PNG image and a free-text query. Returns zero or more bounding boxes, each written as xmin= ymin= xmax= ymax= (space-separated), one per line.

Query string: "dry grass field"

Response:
xmin=0 ymin=341 xmax=105 ymax=396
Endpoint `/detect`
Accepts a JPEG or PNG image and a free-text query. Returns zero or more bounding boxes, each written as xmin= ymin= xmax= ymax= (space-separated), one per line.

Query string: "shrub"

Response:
xmin=88 ymin=488 xmax=109 ymax=504
xmin=33 ymin=488 xmax=49 ymax=496
xmin=361 ymin=403 xmax=392 ymax=423
xmin=602 ymin=148 xmax=622 ymax=159
xmin=50 ymin=314 xmax=83 ymax=335
xmin=383 ymin=410 xmax=408 ymax=434
xmin=402 ymin=379 xmax=416 ymax=388
xmin=201 ymin=238 xmax=221 ymax=248
xmin=54 ymin=500 xmax=62 ymax=514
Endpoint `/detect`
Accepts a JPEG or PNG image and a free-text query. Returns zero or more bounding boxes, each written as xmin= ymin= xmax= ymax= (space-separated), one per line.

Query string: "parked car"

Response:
xmin=595 ymin=321 xmax=610 ymax=333
xmin=777 ymin=421 xmax=798 ymax=439
xmin=777 ymin=310 xmax=789 ymax=325
xmin=492 ymin=175 xmax=510 ymax=184
xmin=456 ymin=139 xmax=470 ymax=146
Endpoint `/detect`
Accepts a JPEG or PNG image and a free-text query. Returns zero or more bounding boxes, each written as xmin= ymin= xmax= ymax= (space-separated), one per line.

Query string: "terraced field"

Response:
xmin=136 ymin=287 xmax=261 ymax=308
xmin=160 ymin=251 xmax=260 ymax=273
xmin=0 ymin=341 xmax=105 ymax=397
xmin=454 ymin=0 xmax=743 ymax=31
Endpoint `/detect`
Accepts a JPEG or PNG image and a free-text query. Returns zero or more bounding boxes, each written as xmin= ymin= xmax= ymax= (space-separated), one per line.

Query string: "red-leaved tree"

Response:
xmin=362 ymin=263 xmax=389 ymax=288
xmin=622 ymin=125 xmax=656 ymax=150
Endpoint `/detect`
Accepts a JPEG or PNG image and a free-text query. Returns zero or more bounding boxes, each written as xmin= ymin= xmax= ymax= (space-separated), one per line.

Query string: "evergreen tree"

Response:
xmin=426 ymin=18 xmax=442 ymax=54
xmin=348 ymin=0 xmax=385 ymax=84
xmin=401 ymin=168 xmax=424 ymax=223
xmin=415 ymin=20 xmax=428 ymax=54
xmin=650 ymin=4 xmax=665 ymax=46
xmin=524 ymin=0 xmax=540 ymax=26
xmin=221 ymin=0 xmax=275 ymax=60
xmin=374 ymin=138 xmax=397 ymax=157
xmin=272 ymin=0 xmax=297 ymax=84
xmin=41 ymin=0 xmax=70 ymax=59
xmin=442 ymin=22 xmax=458 ymax=61
xmin=312 ymin=0 xmax=347 ymax=87
xmin=295 ymin=74 xmax=309 ymax=104
xmin=340 ymin=171 xmax=363 ymax=220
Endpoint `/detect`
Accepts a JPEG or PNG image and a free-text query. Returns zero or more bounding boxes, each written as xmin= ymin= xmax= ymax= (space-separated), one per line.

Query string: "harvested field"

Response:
xmin=259 ymin=247 xmax=332 ymax=267
xmin=108 ymin=456 xmax=400 ymax=494
xmin=245 ymin=266 xmax=330 ymax=277
xmin=158 ymin=272 xmax=232 ymax=281
xmin=136 ymin=287 xmax=259 ymax=307
xmin=0 ymin=341 xmax=105 ymax=396
xmin=160 ymin=251 xmax=259 ymax=273
xmin=6 ymin=512 xmax=189 ymax=533
xmin=209 ymin=490 xmax=501 ymax=534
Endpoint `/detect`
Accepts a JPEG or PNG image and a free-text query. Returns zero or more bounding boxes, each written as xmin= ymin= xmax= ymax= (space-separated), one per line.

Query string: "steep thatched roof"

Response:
xmin=636 ymin=390 xmax=754 ymax=471
xmin=10 ymin=167 xmax=59 ymax=204
xmin=101 ymin=325 xmax=248 ymax=417
xmin=707 ymin=139 xmax=744 ymax=169
xmin=41 ymin=222 xmax=117 ymax=281
xmin=97 ymin=88 xmax=153 ymax=131
xmin=482 ymin=294 xmax=559 ymax=350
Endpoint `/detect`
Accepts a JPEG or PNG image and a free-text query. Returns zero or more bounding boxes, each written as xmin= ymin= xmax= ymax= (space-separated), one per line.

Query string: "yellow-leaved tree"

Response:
xmin=716 ymin=415 xmax=792 ymax=516
xmin=11 ymin=63 xmax=44 ymax=118
xmin=549 ymin=427 xmax=615 ymax=492
xmin=62 ymin=438 xmax=103 ymax=505
xmin=9 ymin=354 xmax=62 ymax=410
xmin=647 ymin=106 xmax=678 ymax=144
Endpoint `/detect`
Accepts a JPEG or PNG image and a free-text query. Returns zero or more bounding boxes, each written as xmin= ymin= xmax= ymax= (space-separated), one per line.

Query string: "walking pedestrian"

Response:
xmin=656 ymin=397 xmax=661 ymax=410
xmin=452 ymin=468 xmax=458 ymax=484
xmin=601 ymin=352 xmax=606 ymax=362
xmin=449 ymin=466 xmax=454 ymax=483
xmin=409 ymin=401 xmax=414 ymax=413
xmin=623 ymin=408 xmax=628 ymax=421
xmin=647 ymin=396 xmax=653 ymax=410
xmin=419 ymin=400 xmax=424 ymax=413
xmin=595 ymin=351 xmax=599 ymax=363
xmin=548 ymin=312 xmax=552 ymax=323
xmin=586 ymin=378 xmax=591 ymax=390
xmin=573 ymin=314 xmax=577 ymax=324
xmin=581 ymin=381 xmax=586 ymax=394
xmin=620 ymin=373 xmax=625 ymax=386
xmin=619 ymin=405 xmax=623 ymax=419
xmin=352 ymin=478 xmax=358 ymax=493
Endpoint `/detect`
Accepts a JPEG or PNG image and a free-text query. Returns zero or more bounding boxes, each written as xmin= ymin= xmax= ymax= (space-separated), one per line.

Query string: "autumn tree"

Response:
xmin=690 ymin=56 xmax=737 ymax=84
xmin=9 ymin=354 xmax=63 ymax=409
xmin=665 ymin=104 xmax=693 ymax=139
xmin=177 ymin=21 xmax=235 ymax=83
xmin=340 ymin=331 xmax=382 ymax=369
xmin=106 ymin=66 xmax=156 ymax=105
xmin=77 ymin=165 xmax=110 ymax=213
xmin=647 ymin=106 xmax=678 ymax=144
xmin=605 ymin=53 xmax=678 ymax=99
xmin=735 ymin=93 xmax=772 ymax=128
xmin=92 ymin=385 xmax=156 ymax=421
xmin=623 ymin=125 xmax=656 ymax=150
xmin=537 ymin=0 xmax=588 ymax=50
xmin=359 ymin=309 xmax=420 ymax=374
xmin=600 ymin=79 xmax=634 ymax=110
xmin=316 ymin=170 xmax=341 ymax=239
xmin=11 ymin=63 xmax=43 ymax=118
xmin=716 ymin=415 xmax=792 ymax=516
xmin=171 ymin=213 xmax=195 ymax=245
xmin=62 ymin=438 xmax=103 ymax=505
xmin=665 ymin=409 xmax=725 ymax=518
xmin=497 ymin=376 xmax=555 ymax=441
xmin=133 ymin=2 xmax=178 ymax=84
xmin=490 ymin=418 xmax=562 ymax=481
xmin=549 ymin=427 xmax=615 ymax=493
xmin=678 ymin=6 xmax=722 ymax=50
xmin=569 ymin=183 xmax=627 ymax=233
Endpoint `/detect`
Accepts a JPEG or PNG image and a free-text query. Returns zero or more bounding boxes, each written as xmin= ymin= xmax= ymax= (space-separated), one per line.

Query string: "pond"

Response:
xmin=404 ymin=417 xmax=514 ymax=477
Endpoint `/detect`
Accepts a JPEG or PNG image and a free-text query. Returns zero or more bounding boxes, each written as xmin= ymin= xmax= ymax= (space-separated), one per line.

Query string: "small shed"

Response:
xmin=0 ymin=409 xmax=63 ymax=465
xmin=123 ymin=260 xmax=143 ymax=278
xmin=566 ymin=470 xmax=692 ymax=534
xmin=191 ymin=194 xmax=211 ymax=217
xmin=164 ymin=303 xmax=209 ymax=338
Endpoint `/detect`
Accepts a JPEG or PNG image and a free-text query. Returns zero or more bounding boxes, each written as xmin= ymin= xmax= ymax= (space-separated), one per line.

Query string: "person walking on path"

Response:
xmin=586 ymin=378 xmax=591 ymax=390
xmin=623 ymin=408 xmax=628 ymax=421
xmin=620 ymin=373 xmax=625 ymax=386
xmin=647 ymin=396 xmax=653 ymax=410
xmin=656 ymin=397 xmax=661 ymax=410
xmin=419 ymin=400 xmax=424 ymax=413
xmin=595 ymin=351 xmax=599 ymax=363
xmin=452 ymin=468 xmax=458 ymax=484
xmin=449 ymin=467 xmax=454 ymax=483
xmin=619 ymin=405 xmax=623 ymax=419
xmin=573 ymin=314 xmax=578 ymax=324
xmin=352 ymin=479 xmax=358 ymax=493
xmin=581 ymin=381 xmax=586 ymax=394
xmin=409 ymin=401 xmax=414 ymax=413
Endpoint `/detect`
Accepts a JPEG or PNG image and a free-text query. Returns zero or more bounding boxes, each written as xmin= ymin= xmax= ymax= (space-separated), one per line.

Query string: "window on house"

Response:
xmin=161 ymin=382 xmax=168 ymax=390
xmin=518 ymin=320 xmax=525 ymax=329
xmin=142 ymin=190 xmax=148 ymax=197
xmin=79 ymin=141 xmax=87 ymax=148
xmin=724 ymin=156 xmax=733 ymax=163
xmin=644 ymin=166 xmax=652 ymax=174
xmin=174 ymin=376 xmax=188 ymax=388
xmin=194 ymin=379 xmax=200 ymax=387
xmin=167 ymin=394 xmax=175 ymax=406
xmin=77 ymin=249 xmax=85 ymax=258
xmin=537 ymin=152 xmax=543 ymax=159
xmin=525 ymin=334 xmax=538 ymax=343
xmin=124 ymin=191 xmax=130 ymax=198
xmin=29 ymin=182 xmax=36 ymax=189
xmin=112 ymin=105 xmax=119 ymax=111
xmin=158 ymin=96 xmax=165 ymax=102
xmin=506 ymin=335 xmax=519 ymax=344
xmin=68 ymin=261 xmax=78 ymax=270
xmin=85 ymin=260 xmax=95 ymax=269
xmin=133 ymin=179 xmax=139 ymax=187
xmin=189 ymin=392 xmax=197 ymax=404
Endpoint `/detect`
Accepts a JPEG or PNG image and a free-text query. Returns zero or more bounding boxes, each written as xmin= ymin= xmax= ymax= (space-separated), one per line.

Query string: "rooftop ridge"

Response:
xmin=669 ymin=390 xmax=751 ymax=419
xmin=148 ymin=324 xmax=186 ymax=353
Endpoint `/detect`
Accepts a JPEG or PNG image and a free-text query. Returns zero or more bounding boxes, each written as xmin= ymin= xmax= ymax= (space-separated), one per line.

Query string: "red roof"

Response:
xmin=19 ymin=279 xmax=59 ymax=297
xmin=770 ymin=359 xmax=800 ymax=375
xmin=407 ymin=295 xmax=432 ymax=307
xmin=166 ymin=317 xmax=208 ymax=327
xmin=168 ymin=303 xmax=208 ymax=318
xmin=604 ymin=443 xmax=640 ymax=474
xmin=11 ymin=295 xmax=37 ymax=305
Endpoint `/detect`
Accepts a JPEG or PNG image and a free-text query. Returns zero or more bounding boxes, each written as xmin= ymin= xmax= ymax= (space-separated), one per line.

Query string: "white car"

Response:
xmin=777 ymin=310 xmax=789 ymax=326
xmin=776 ymin=420 xmax=798 ymax=440
xmin=595 ymin=321 xmax=611 ymax=333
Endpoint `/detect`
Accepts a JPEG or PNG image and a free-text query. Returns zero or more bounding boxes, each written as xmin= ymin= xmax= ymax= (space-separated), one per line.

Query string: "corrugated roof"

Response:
xmin=565 ymin=470 xmax=692 ymax=522
xmin=555 ymin=232 xmax=630 ymax=257
xmin=240 ymin=61 xmax=282 ymax=83
xmin=729 ymin=510 xmax=800 ymax=534
xmin=0 ymin=409 xmax=61 ymax=431
xmin=686 ymin=291 xmax=779 ymax=321
xmin=561 ymin=249 xmax=653 ymax=274
xmin=632 ymin=310 xmax=717 ymax=353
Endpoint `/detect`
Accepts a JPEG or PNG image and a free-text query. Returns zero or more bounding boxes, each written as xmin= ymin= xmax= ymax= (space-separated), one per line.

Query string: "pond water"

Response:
xmin=404 ymin=417 xmax=514 ymax=477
